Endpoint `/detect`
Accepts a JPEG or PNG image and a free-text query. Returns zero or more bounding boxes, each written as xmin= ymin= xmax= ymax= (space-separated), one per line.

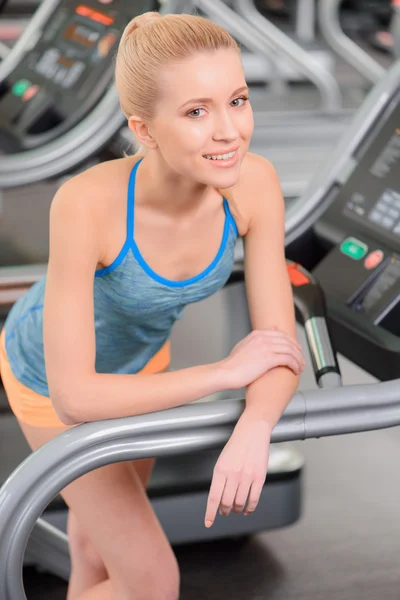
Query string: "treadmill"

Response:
xmin=0 ymin=0 xmax=355 ymax=199
xmin=318 ymin=0 xmax=388 ymax=86
xmin=0 ymin=0 xmax=304 ymax=560
xmin=2 ymin=59 xmax=400 ymax=598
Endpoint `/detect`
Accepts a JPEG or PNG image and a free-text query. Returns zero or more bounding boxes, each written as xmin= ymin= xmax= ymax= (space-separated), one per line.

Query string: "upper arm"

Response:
xmin=43 ymin=177 xmax=104 ymax=420
xmin=240 ymin=155 xmax=296 ymax=339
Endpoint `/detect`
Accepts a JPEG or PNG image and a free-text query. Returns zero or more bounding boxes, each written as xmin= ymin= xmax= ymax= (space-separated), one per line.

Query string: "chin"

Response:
xmin=206 ymin=170 xmax=240 ymax=190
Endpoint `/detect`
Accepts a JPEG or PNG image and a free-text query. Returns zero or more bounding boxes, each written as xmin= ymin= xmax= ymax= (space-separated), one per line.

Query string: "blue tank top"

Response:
xmin=4 ymin=159 xmax=239 ymax=397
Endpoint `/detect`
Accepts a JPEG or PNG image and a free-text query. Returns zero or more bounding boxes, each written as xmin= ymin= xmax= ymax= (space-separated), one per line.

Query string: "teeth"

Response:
xmin=204 ymin=150 xmax=236 ymax=160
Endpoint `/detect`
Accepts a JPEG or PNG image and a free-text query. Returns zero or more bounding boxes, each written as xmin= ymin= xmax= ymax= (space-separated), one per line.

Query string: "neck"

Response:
xmin=135 ymin=150 xmax=212 ymax=216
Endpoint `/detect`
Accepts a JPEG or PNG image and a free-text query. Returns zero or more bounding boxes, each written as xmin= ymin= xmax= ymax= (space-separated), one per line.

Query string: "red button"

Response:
xmin=364 ymin=250 xmax=384 ymax=270
xmin=287 ymin=263 xmax=310 ymax=286
xmin=22 ymin=85 xmax=39 ymax=102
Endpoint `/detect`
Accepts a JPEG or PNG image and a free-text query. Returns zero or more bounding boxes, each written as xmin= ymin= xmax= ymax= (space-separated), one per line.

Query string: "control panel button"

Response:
xmin=364 ymin=250 xmax=384 ymax=270
xmin=22 ymin=85 xmax=39 ymax=102
xmin=12 ymin=79 xmax=31 ymax=97
xmin=388 ymin=208 xmax=399 ymax=219
xmin=369 ymin=210 xmax=383 ymax=224
xmin=381 ymin=216 xmax=395 ymax=229
xmin=340 ymin=237 xmax=368 ymax=260
xmin=287 ymin=263 xmax=310 ymax=287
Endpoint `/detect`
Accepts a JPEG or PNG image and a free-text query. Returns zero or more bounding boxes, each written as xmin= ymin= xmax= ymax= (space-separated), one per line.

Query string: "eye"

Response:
xmin=231 ymin=96 xmax=249 ymax=107
xmin=188 ymin=108 xmax=206 ymax=118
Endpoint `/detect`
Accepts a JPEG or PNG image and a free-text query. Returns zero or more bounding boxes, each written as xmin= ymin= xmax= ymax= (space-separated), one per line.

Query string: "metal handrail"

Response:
xmin=232 ymin=0 xmax=342 ymax=112
xmin=318 ymin=0 xmax=386 ymax=85
xmin=2 ymin=380 xmax=400 ymax=598
xmin=195 ymin=0 xmax=342 ymax=113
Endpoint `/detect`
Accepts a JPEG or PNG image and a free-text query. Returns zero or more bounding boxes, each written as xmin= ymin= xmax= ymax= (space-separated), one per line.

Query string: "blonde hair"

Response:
xmin=115 ymin=12 xmax=240 ymax=155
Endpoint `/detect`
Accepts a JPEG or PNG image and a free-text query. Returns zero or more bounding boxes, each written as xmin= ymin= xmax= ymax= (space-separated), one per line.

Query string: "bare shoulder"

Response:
xmin=50 ymin=156 xmax=141 ymax=265
xmin=220 ymin=153 xmax=282 ymax=236
xmin=54 ymin=156 xmax=139 ymax=210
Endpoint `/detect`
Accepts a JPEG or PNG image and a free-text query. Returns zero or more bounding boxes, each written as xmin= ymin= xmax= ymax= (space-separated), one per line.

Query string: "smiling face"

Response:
xmin=142 ymin=49 xmax=254 ymax=188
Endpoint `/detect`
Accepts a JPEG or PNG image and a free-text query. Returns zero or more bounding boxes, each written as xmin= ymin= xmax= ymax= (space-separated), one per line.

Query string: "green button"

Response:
xmin=12 ymin=79 xmax=31 ymax=97
xmin=340 ymin=237 xmax=368 ymax=260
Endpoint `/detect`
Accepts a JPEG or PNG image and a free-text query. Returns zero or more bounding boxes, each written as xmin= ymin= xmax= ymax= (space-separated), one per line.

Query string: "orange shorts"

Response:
xmin=0 ymin=328 xmax=170 ymax=428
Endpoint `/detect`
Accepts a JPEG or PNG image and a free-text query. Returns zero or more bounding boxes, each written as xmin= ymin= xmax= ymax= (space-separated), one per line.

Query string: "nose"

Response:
xmin=212 ymin=109 xmax=238 ymax=144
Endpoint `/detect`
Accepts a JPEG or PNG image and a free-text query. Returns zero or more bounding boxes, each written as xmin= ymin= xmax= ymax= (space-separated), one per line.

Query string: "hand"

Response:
xmin=204 ymin=411 xmax=272 ymax=528
xmin=222 ymin=328 xmax=305 ymax=390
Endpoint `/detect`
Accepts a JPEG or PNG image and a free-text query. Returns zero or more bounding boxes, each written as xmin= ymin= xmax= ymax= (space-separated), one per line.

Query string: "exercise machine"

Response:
xmin=319 ymin=0 xmax=388 ymax=85
xmin=0 ymin=0 xmax=350 ymax=200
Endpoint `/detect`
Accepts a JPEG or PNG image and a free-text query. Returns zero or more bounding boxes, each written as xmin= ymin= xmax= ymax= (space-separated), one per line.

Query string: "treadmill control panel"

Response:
xmin=343 ymin=116 xmax=400 ymax=247
xmin=317 ymin=98 xmax=400 ymax=252
xmin=359 ymin=256 xmax=400 ymax=317
xmin=0 ymin=0 xmax=145 ymax=151
xmin=33 ymin=4 xmax=120 ymax=91
xmin=312 ymin=95 xmax=400 ymax=341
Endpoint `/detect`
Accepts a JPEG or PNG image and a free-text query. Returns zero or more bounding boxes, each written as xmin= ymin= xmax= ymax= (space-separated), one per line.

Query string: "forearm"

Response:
xmin=242 ymin=367 xmax=300 ymax=430
xmin=61 ymin=362 xmax=228 ymax=424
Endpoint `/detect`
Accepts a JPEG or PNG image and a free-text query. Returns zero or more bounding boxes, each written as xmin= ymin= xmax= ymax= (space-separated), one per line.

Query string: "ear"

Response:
xmin=128 ymin=116 xmax=158 ymax=150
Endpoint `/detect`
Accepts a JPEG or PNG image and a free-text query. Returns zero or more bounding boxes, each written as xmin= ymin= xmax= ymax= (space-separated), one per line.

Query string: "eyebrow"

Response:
xmin=179 ymin=86 xmax=249 ymax=110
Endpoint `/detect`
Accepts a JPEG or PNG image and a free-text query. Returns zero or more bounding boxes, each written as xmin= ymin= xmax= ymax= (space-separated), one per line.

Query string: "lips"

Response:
xmin=203 ymin=148 xmax=238 ymax=161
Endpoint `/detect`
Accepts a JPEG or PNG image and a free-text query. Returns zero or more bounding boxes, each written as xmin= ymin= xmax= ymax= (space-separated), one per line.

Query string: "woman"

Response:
xmin=0 ymin=12 xmax=305 ymax=600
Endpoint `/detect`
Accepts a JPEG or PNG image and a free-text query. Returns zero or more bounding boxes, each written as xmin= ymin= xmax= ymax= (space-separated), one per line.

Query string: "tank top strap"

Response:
xmin=127 ymin=158 xmax=144 ymax=243
xmin=223 ymin=197 xmax=239 ymax=237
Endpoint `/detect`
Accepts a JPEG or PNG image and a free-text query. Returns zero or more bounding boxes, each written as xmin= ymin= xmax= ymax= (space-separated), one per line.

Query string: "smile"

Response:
xmin=202 ymin=148 xmax=239 ymax=168
xmin=204 ymin=150 xmax=237 ymax=160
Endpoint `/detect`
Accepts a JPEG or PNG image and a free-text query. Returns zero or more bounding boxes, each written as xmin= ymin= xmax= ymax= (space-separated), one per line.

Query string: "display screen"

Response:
xmin=341 ymin=99 xmax=400 ymax=244
xmin=75 ymin=4 xmax=115 ymax=27
xmin=64 ymin=22 xmax=101 ymax=48
xmin=35 ymin=47 xmax=86 ymax=88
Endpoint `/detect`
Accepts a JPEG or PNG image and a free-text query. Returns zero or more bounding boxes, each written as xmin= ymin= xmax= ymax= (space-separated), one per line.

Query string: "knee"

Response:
xmin=158 ymin=554 xmax=180 ymax=600
xmin=142 ymin=552 xmax=181 ymax=600
xmin=114 ymin=550 xmax=180 ymax=600
xmin=67 ymin=513 xmax=105 ymax=574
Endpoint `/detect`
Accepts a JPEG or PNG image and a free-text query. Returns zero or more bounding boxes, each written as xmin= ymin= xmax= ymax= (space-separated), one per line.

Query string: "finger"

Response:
xmin=205 ymin=472 xmax=226 ymax=528
xmin=232 ymin=476 xmax=252 ymax=514
xmin=261 ymin=329 xmax=302 ymax=350
xmin=272 ymin=333 xmax=303 ymax=354
xmin=244 ymin=478 xmax=265 ymax=516
xmin=268 ymin=340 xmax=305 ymax=365
xmin=270 ymin=353 xmax=303 ymax=374
xmin=219 ymin=475 xmax=240 ymax=517
xmin=267 ymin=347 xmax=304 ymax=374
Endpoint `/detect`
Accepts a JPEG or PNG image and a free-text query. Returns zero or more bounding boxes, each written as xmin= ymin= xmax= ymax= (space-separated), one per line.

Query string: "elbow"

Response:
xmin=50 ymin=384 xmax=83 ymax=426
xmin=52 ymin=396 xmax=79 ymax=425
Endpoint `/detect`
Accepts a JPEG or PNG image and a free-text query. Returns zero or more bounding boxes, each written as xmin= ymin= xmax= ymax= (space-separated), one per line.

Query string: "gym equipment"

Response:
xmin=318 ymin=0 xmax=387 ymax=85
xmin=1 ymin=54 xmax=400 ymax=600
xmin=209 ymin=0 xmax=337 ymax=88
xmin=391 ymin=1 xmax=400 ymax=60
xmin=0 ymin=0 xmax=350 ymax=200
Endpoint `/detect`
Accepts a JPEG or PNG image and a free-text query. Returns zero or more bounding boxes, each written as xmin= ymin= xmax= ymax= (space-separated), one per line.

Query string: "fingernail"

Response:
xmin=205 ymin=520 xmax=212 ymax=528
